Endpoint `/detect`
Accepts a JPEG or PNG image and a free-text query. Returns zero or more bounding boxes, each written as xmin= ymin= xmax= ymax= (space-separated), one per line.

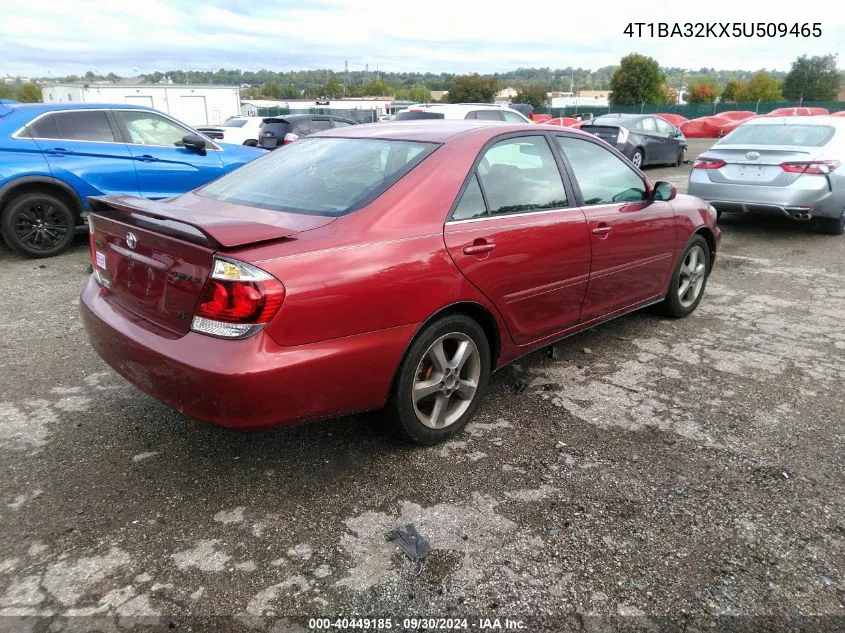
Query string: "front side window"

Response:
xmin=50 ymin=111 xmax=116 ymax=142
xmin=477 ymin=136 xmax=567 ymax=215
xmin=637 ymin=117 xmax=657 ymax=133
xmin=311 ymin=119 xmax=333 ymax=132
xmin=555 ymin=136 xmax=647 ymax=205
xmin=197 ymin=137 xmax=438 ymax=216
xmin=654 ymin=117 xmax=675 ymax=135
xmin=116 ymin=110 xmax=192 ymax=146
xmin=472 ymin=110 xmax=503 ymax=121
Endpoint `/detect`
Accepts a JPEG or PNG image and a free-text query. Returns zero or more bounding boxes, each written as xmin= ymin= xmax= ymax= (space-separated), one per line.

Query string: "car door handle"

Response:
xmin=45 ymin=147 xmax=72 ymax=155
xmin=135 ymin=154 xmax=159 ymax=162
xmin=463 ymin=239 xmax=496 ymax=255
xmin=591 ymin=225 xmax=613 ymax=237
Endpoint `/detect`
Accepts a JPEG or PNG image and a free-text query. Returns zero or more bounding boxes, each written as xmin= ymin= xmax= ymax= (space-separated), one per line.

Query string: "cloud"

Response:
xmin=0 ymin=0 xmax=842 ymax=76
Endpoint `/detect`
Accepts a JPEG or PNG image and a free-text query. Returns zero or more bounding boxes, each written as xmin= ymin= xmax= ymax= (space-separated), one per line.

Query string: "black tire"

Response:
xmin=675 ymin=147 xmax=685 ymax=167
xmin=657 ymin=234 xmax=711 ymax=318
xmin=386 ymin=314 xmax=491 ymax=445
xmin=716 ymin=210 xmax=723 ymax=220
xmin=818 ymin=212 xmax=844 ymax=236
xmin=243 ymin=139 xmax=258 ymax=146
xmin=1 ymin=192 xmax=76 ymax=258
xmin=630 ymin=148 xmax=644 ymax=169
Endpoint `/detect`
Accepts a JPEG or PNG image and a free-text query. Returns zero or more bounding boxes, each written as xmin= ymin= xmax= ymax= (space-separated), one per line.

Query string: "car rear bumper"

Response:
xmin=689 ymin=173 xmax=844 ymax=219
xmin=80 ymin=277 xmax=416 ymax=430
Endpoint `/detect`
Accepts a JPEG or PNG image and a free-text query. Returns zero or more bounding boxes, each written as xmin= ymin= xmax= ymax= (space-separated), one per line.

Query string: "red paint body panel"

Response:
xmin=80 ymin=121 xmax=720 ymax=430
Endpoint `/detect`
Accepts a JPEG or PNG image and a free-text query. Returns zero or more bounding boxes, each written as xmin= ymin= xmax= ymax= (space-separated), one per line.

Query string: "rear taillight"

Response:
xmin=780 ymin=160 xmax=840 ymax=175
xmin=693 ymin=158 xmax=726 ymax=170
xmin=88 ymin=215 xmax=107 ymax=286
xmin=617 ymin=127 xmax=629 ymax=144
xmin=191 ymin=257 xmax=285 ymax=339
xmin=282 ymin=132 xmax=299 ymax=145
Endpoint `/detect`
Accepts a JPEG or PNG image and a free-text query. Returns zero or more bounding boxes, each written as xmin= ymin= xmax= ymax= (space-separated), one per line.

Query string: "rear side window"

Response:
xmin=477 ymin=136 xmax=567 ymax=215
xmin=198 ymin=137 xmax=438 ymax=216
xmin=471 ymin=110 xmax=503 ymax=121
xmin=27 ymin=114 xmax=60 ymax=139
xmin=311 ymin=119 xmax=333 ymax=132
xmin=292 ymin=119 xmax=312 ymax=134
xmin=332 ymin=120 xmax=354 ymax=128
xmin=501 ymin=111 xmax=527 ymax=123
xmin=719 ymin=124 xmax=835 ymax=147
xmin=452 ymin=174 xmax=487 ymax=221
xmin=52 ymin=111 xmax=116 ymax=142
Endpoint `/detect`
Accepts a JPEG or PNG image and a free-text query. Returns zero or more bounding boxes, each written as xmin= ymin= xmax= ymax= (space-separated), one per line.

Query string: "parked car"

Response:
xmin=258 ymin=114 xmax=357 ymax=149
xmin=195 ymin=116 xmax=265 ymax=146
xmin=688 ymin=116 xmax=845 ymax=235
xmin=391 ymin=104 xmax=532 ymax=123
xmin=0 ymin=103 xmax=264 ymax=258
xmin=81 ymin=120 xmax=719 ymax=444
xmin=580 ymin=113 xmax=687 ymax=168
xmin=510 ymin=103 xmax=535 ymax=121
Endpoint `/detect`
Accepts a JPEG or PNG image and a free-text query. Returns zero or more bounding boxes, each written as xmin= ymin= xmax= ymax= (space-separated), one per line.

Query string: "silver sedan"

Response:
xmin=688 ymin=116 xmax=845 ymax=235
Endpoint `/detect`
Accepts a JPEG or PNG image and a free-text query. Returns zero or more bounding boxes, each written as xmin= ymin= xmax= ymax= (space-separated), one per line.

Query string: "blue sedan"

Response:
xmin=0 ymin=103 xmax=264 ymax=257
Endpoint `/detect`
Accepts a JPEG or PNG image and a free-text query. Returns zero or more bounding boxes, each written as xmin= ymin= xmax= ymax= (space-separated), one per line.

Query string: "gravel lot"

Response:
xmin=1 ymin=138 xmax=843 ymax=632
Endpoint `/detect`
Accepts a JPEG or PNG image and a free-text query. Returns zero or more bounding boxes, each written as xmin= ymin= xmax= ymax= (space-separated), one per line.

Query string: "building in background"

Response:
xmin=40 ymin=84 xmax=241 ymax=126
xmin=550 ymin=90 xmax=611 ymax=109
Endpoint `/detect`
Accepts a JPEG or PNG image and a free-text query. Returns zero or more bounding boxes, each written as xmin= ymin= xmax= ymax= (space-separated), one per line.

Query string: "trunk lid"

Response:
xmin=88 ymin=195 xmax=333 ymax=335
xmin=699 ymin=145 xmax=823 ymax=187
xmin=579 ymin=125 xmax=620 ymax=145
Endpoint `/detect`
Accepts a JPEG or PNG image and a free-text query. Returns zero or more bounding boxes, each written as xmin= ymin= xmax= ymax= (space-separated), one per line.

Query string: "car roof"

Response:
xmin=744 ymin=116 xmax=845 ymax=128
xmin=312 ymin=119 xmax=593 ymax=143
xmin=6 ymin=102 xmax=153 ymax=114
xmin=594 ymin=113 xmax=642 ymax=120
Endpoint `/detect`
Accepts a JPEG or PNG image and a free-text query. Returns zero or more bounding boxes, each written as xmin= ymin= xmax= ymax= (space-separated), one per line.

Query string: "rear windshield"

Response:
xmin=393 ymin=111 xmax=446 ymax=120
xmin=719 ymin=124 xmax=835 ymax=147
xmin=592 ymin=116 xmax=628 ymax=126
xmin=221 ymin=119 xmax=248 ymax=128
xmin=197 ymin=137 xmax=438 ymax=216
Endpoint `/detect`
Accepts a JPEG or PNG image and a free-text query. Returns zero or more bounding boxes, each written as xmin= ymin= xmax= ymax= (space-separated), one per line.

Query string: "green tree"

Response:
xmin=782 ymin=54 xmax=839 ymax=101
xmin=323 ymin=74 xmax=343 ymax=98
xmin=735 ymin=71 xmax=782 ymax=102
xmin=0 ymin=83 xmax=16 ymax=100
xmin=363 ymin=79 xmax=389 ymax=96
xmin=446 ymin=74 xmax=498 ymax=103
xmin=106 ymin=72 xmax=120 ymax=83
xmin=407 ymin=85 xmax=431 ymax=103
xmin=609 ymin=54 xmax=665 ymax=105
xmin=687 ymin=81 xmax=719 ymax=104
xmin=721 ymin=79 xmax=741 ymax=102
xmin=514 ymin=84 xmax=547 ymax=108
xmin=16 ymin=82 xmax=42 ymax=103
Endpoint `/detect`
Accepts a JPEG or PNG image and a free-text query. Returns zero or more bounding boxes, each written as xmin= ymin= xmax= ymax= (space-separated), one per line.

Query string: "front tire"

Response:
xmin=675 ymin=147 xmax=685 ymax=167
xmin=818 ymin=212 xmax=844 ymax=236
xmin=243 ymin=139 xmax=258 ymax=147
xmin=386 ymin=315 xmax=491 ymax=445
xmin=1 ymin=192 xmax=76 ymax=258
xmin=658 ymin=235 xmax=710 ymax=318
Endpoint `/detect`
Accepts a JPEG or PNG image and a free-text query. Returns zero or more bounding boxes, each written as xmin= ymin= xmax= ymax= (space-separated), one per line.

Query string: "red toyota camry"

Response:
xmin=80 ymin=121 xmax=720 ymax=444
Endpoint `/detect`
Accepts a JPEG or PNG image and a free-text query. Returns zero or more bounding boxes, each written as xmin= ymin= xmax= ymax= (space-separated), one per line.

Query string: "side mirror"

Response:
xmin=652 ymin=181 xmax=676 ymax=202
xmin=182 ymin=134 xmax=207 ymax=155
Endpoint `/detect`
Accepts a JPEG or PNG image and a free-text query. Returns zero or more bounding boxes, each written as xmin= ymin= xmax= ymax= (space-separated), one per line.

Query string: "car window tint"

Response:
xmin=654 ymin=117 xmax=674 ymax=135
xmin=292 ymin=119 xmax=312 ymax=134
xmin=501 ymin=110 xmax=527 ymax=123
xmin=332 ymin=120 xmax=354 ymax=128
xmin=452 ymin=174 xmax=487 ymax=221
xmin=311 ymin=119 xmax=333 ymax=132
xmin=116 ymin=111 xmax=191 ymax=146
xmin=477 ymin=136 xmax=567 ymax=215
xmin=198 ymin=137 xmax=437 ymax=216
xmin=52 ymin=111 xmax=116 ymax=142
xmin=27 ymin=114 xmax=60 ymax=139
xmin=555 ymin=136 xmax=647 ymax=205
xmin=473 ymin=110 xmax=503 ymax=121
xmin=637 ymin=117 xmax=656 ymax=132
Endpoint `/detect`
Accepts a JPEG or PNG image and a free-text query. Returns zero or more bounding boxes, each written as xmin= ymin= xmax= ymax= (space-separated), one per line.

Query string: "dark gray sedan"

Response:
xmin=580 ymin=113 xmax=687 ymax=168
xmin=688 ymin=116 xmax=844 ymax=235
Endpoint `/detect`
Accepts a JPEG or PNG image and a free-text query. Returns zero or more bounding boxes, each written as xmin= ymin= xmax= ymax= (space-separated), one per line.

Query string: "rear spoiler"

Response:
xmin=87 ymin=196 xmax=300 ymax=248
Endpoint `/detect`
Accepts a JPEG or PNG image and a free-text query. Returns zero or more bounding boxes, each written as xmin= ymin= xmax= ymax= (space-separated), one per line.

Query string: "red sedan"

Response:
xmin=80 ymin=121 xmax=720 ymax=444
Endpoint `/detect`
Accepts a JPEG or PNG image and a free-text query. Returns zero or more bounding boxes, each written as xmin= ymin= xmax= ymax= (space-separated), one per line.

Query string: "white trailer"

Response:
xmin=41 ymin=84 xmax=241 ymax=127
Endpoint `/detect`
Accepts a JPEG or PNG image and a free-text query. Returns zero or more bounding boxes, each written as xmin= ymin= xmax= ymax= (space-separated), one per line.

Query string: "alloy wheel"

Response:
xmin=13 ymin=201 xmax=70 ymax=252
xmin=631 ymin=151 xmax=643 ymax=168
xmin=678 ymin=245 xmax=707 ymax=308
xmin=412 ymin=332 xmax=481 ymax=429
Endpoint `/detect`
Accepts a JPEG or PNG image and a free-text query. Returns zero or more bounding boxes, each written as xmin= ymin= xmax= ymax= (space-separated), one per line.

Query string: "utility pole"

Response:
xmin=570 ymin=68 xmax=574 ymax=93
xmin=344 ymin=60 xmax=349 ymax=98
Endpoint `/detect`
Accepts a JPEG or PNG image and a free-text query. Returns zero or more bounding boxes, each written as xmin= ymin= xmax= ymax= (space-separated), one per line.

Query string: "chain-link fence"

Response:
xmin=545 ymin=100 xmax=843 ymax=118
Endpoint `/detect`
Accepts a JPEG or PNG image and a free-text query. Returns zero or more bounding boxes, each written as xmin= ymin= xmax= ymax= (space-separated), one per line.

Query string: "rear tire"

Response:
xmin=818 ymin=212 xmax=844 ymax=236
xmin=657 ymin=235 xmax=710 ymax=318
xmin=386 ymin=315 xmax=491 ymax=445
xmin=631 ymin=148 xmax=644 ymax=169
xmin=243 ymin=139 xmax=258 ymax=147
xmin=1 ymin=192 xmax=76 ymax=258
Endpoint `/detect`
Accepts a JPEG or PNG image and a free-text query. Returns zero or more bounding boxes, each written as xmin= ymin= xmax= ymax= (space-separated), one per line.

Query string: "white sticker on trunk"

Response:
xmin=96 ymin=251 xmax=106 ymax=269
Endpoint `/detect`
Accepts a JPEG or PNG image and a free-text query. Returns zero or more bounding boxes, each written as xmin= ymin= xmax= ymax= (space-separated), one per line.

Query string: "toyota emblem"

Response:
xmin=125 ymin=232 xmax=138 ymax=249
xmin=746 ymin=151 xmax=760 ymax=160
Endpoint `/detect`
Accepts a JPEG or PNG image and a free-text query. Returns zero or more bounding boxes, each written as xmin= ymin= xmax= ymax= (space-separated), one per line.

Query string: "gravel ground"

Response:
xmin=1 ymin=138 xmax=843 ymax=632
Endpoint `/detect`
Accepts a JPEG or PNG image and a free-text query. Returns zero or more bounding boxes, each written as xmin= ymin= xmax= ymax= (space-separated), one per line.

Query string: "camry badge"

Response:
xmin=125 ymin=232 xmax=138 ymax=249
xmin=746 ymin=151 xmax=760 ymax=160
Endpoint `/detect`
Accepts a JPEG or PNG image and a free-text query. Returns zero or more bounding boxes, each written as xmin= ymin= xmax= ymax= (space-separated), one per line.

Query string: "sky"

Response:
xmin=1 ymin=0 xmax=842 ymax=77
